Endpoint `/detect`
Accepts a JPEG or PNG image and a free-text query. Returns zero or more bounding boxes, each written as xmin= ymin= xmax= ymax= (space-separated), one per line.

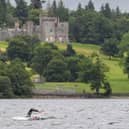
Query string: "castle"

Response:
xmin=0 ymin=15 xmax=69 ymax=42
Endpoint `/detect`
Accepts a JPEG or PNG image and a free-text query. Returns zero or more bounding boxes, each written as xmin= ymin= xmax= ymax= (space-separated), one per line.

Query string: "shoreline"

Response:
xmin=32 ymin=94 xmax=129 ymax=99
xmin=32 ymin=89 xmax=129 ymax=99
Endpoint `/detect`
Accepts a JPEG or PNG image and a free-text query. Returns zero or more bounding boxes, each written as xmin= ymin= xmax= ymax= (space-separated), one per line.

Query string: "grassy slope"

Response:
xmin=0 ymin=41 xmax=128 ymax=93
xmin=38 ymin=42 xmax=129 ymax=94
xmin=0 ymin=41 xmax=8 ymax=52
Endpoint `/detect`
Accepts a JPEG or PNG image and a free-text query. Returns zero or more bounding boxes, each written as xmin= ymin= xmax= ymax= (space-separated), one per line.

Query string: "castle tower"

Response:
xmin=40 ymin=14 xmax=57 ymax=42
xmin=56 ymin=22 xmax=69 ymax=42
xmin=26 ymin=21 xmax=34 ymax=36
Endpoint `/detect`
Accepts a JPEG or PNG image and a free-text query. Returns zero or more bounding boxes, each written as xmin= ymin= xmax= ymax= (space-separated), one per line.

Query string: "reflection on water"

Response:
xmin=0 ymin=99 xmax=129 ymax=129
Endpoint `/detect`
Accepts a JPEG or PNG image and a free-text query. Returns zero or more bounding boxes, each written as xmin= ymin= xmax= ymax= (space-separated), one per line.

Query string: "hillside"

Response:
xmin=0 ymin=41 xmax=128 ymax=94
xmin=41 ymin=42 xmax=129 ymax=94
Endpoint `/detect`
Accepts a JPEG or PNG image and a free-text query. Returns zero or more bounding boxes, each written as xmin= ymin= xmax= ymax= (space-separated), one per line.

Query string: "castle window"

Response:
xmin=61 ymin=24 xmax=64 ymax=27
xmin=50 ymin=29 xmax=53 ymax=32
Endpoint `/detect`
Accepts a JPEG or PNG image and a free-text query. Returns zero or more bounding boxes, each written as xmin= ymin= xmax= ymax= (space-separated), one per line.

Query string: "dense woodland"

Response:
xmin=1 ymin=0 xmax=129 ymax=97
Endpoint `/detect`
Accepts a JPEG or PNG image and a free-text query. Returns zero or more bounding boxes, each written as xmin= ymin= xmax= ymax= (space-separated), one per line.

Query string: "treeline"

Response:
xmin=0 ymin=35 xmax=111 ymax=97
xmin=0 ymin=0 xmax=68 ymax=27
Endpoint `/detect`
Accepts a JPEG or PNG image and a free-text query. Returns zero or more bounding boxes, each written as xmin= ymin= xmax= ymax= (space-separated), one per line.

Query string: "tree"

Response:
xmin=31 ymin=0 xmax=42 ymax=9
xmin=78 ymin=57 xmax=94 ymax=83
xmin=31 ymin=45 xmax=55 ymax=77
xmin=7 ymin=35 xmax=40 ymax=62
xmin=8 ymin=59 xmax=33 ymax=96
xmin=119 ymin=32 xmax=129 ymax=56
xmin=100 ymin=5 xmax=105 ymax=14
xmin=77 ymin=3 xmax=83 ymax=16
xmin=7 ymin=36 xmax=32 ymax=62
xmin=0 ymin=61 xmax=8 ymax=80
xmin=0 ymin=52 xmax=8 ymax=62
xmin=103 ymin=81 xmax=112 ymax=96
xmin=64 ymin=44 xmax=76 ymax=57
xmin=101 ymin=3 xmax=112 ymax=18
xmin=90 ymin=58 xmax=107 ymax=95
xmin=70 ymin=11 xmax=113 ymax=44
xmin=45 ymin=58 xmax=70 ymax=82
xmin=0 ymin=0 xmax=7 ymax=27
xmin=15 ymin=0 xmax=28 ymax=24
xmin=48 ymin=0 xmax=57 ymax=16
xmin=66 ymin=56 xmax=80 ymax=81
xmin=29 ymin=9 xmax=42 ymax=24
xmin=0 ymin=76 xmax=13 ymax=98
xmin=116 ymin=6 xmax=121 ymax=17
xmin=95 ymin=15 xmax=114 ymax=44
xmin=86 ymin=0 xmax=95 ymax=11
xmin=123 ymin=52 xmax=129 ymax=78
xmin=101 ymin=38 xmax=119 ymax=59
xmin=56 ymin=0 xmax=69 ymax=21
xmin=79 ymin=57 xmax=110 ymax=95
xmin=6 ymin=0 xmax=16 ymax=27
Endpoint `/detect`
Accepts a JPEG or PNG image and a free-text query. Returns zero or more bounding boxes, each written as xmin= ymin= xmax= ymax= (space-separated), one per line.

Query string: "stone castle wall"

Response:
xmin=0 ymin=16 xmax=69 ymax=42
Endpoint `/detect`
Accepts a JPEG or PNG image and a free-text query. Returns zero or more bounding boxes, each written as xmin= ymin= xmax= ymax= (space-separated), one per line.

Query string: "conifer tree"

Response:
xmin=0 ymin=0 xmax=7 ymax=27
xmin=31 ymin=0 xmax=42 ymax=9
xmin=15 ymin=0 xmax=28 ymax=24
xmin=87 ymin=0 xmax=95 ymax=11
xmin=56 ymin=0 xmax=69 ymax=21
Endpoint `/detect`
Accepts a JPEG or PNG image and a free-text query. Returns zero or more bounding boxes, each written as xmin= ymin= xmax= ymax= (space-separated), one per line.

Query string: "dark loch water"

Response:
xmin=0 ymin=99 xmax=129 ymax=129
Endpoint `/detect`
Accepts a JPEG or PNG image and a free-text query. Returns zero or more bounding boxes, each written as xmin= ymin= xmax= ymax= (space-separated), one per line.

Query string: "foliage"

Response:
xmin=69 ymin=11 xmax=114 ymax=44
xmin=0 ymin=0 xmax=7 ymax=27
xmin=14 ymin=0 xmax=28 ymax=24
xmin=0 ymin=60 xmax=33 ymax=97
xmin=64 ymin=44 xmax=76 ymax=57
xmin=31 ymin=44 xmax=55 ymax=76
xmin=0 ymin=76 xmax=13 ymax=98
xmin=101 ymin=38 xmax=119 ymax=58
xmin=66 ymin=56 xmax=80 ymax=81
xmin=48 ymin=0 xmax=57 ymax=17
xmin=79 ymin=56 xmax=110 ymax=95
xmin=45 ymin=58 xmax=70 ymax=82
xmin=100 ymin=3 xmax=112 ymax=18
xmin=85 ymin=0 xmax=95 ymax=11
xmin=7 ymin=35 xmax=40 ymax=62
xmin=8 ymin=59 xmax=33 ymax=96
xmin=6 ymin=0 xmax=16 ymax=27
xmin=48 ymin=0 xmax=69 ymax=21
xmin=0 ymin=52 xmax=8 ymax=62
xmin=119 ymin=32 xmax=129 ymax=56
xmin=78 ymin=57 xmax=93 ymax=83
xmin=103 ymin=81 xmax=112 ymax=96
xmin=123 ymin=52 xmax=129 ymax=78
xmin=28 ymin=9 xmax=42 ymax=24
xmin=31 ymin=0 xmax=42 ymax=9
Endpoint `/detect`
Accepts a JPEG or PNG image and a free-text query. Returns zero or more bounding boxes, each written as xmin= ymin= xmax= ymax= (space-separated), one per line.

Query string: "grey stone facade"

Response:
xmin=0 ymin=15 xmax=69 ymax=42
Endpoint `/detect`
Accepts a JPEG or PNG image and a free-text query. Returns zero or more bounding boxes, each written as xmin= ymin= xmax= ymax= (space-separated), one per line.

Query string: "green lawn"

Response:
xmin=36 ymin=82 xmax=92 ymax=93
xmin=0 ymin=41 xmax=8 ymax=51
xmin=55 ymin=42 xmax=100 ymax=55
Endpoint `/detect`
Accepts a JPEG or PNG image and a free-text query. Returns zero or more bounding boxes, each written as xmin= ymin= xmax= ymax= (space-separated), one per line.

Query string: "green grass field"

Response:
xmin=36 ymin=82 xmax=92 ymax=93
xmin=0 ymin=41 xmax=129 ymax=94
xmin=0 ymin=41 xmax=8 ymax=51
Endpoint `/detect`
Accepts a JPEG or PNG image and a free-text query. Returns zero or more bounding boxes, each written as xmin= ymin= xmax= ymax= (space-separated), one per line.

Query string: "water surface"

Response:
xmin=0 ymin=99 xmax=129 ymax=129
